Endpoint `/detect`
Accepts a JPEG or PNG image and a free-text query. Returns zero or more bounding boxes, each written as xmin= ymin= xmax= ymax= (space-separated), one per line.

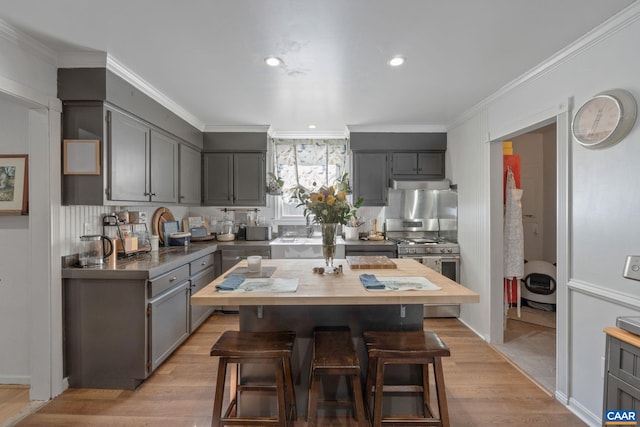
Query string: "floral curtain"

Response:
xmin=272 ymin=138 xmax=348 ymax=215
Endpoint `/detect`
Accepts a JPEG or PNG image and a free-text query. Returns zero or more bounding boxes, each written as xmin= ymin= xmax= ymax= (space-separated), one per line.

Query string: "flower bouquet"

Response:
xmin=293 ymin=173 xmax=363 ymax=267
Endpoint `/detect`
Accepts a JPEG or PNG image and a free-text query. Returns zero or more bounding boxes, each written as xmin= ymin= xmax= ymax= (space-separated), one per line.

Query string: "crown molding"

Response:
xmin=202 ymin=124 xmax=271 ymax=133
xmin=105 ymin=54 xmax=205 ymax=131
xmin=269 ymin=129 xmax=349 ymax=139
xmin=347 ymin=124 xmax=447 ymax=133
xmin=448 ymin=1 xmax=640 ymax=130
xmin=0 ymin=18 xmax=57 ymax=66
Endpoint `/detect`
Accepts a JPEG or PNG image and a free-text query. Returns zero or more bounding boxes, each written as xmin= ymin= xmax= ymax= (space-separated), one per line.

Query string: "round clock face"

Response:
xmin=572 ymin=89 xmax=637 ymax=148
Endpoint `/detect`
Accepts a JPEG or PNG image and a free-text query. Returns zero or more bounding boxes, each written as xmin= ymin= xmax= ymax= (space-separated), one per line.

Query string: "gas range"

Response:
xmin=390 ymin=238 xmax=459 ymax=256
xmin=384 ymin=218 xmax=459 ymax=256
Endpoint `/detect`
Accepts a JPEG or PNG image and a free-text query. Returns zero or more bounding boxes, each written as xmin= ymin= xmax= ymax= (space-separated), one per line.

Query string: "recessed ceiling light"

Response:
xmin=308 ymin=124 xmax=317 ymax=129
xmin=264 ymin=56 xmax=283 ymax=67
xmin=388 ymin=56 xmax=405 ymax=67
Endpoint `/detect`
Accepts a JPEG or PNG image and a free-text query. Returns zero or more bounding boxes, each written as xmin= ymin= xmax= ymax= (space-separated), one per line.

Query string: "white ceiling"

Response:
xmin=0 ymin=0 xmax=635 ymax=134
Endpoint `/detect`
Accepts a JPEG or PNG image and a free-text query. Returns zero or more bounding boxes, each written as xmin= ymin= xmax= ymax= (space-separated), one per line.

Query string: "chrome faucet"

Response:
xmin=306 ymin=215 xmax=314 ymax=237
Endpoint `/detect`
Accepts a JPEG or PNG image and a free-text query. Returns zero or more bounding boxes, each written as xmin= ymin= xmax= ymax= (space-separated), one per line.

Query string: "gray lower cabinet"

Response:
xmin=148 ymin=280 xmax=190 ymax=372
xmin=189 ymin=253 xmax=216 ymax=331
xmin=219 ymin=246 xmax=271 ymax=273
xmin=63 ymin=254 xmax=215 ymax=390
xmin=202 ymin=152 xmax=266 ymax=206
xmin=603 ymin=329 xmax=640 ymax=420
xmin=353 ymin=152 xmax=388 ymax=206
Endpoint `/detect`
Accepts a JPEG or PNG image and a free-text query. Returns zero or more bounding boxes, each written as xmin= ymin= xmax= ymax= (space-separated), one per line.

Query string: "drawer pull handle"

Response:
xmin=201 ymin=261 xmax=207 ymax=266
xmin=169 ymin=276 xmax=177 ymax=282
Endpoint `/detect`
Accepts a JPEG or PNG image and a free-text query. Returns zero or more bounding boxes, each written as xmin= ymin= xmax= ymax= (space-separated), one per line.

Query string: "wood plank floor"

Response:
xmin=12 ymin=312 xmax=586 ymax=426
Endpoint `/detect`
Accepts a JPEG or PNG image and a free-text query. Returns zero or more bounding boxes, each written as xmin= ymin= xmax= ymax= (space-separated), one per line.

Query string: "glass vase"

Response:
xmin=321 ymin=223 xmax=338 ymax=268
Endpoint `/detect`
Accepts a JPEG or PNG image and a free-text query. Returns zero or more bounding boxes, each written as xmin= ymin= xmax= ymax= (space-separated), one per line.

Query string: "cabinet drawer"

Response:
xmin=190 ymin=253 xmax=215 ymax=276
xmin=606 ymin=373 xmax=640 ymax=411
xmin=149 ymin=265 xmax=190 ymax=298
xmin=609 ymin=337 xmax=640 ymax=391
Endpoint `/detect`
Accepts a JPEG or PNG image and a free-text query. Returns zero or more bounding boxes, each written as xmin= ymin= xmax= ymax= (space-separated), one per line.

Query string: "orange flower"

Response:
xmin=327 ymin=195 xmax=336 ymax=205
xmin=316 ymin=193 xmax=325 ymax=203
xmin=336 ymin=191 xmax=346 ymax=201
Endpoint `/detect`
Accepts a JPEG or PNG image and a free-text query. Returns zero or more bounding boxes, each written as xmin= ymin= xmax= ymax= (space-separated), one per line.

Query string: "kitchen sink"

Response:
xmin=270 ymin=236 xmax=346 ymax=259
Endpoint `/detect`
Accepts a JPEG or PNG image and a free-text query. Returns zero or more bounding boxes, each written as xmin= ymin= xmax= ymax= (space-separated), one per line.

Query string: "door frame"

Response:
xmin=488 ymin=101 xmax=571 ymax=402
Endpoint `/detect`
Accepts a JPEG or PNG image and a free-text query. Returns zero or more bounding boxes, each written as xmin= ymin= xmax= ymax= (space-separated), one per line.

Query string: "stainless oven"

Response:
xmin=420 ymin=255 xmax=460 ymax=283
xmin=387 ymin=217 xmax=461 ymax=318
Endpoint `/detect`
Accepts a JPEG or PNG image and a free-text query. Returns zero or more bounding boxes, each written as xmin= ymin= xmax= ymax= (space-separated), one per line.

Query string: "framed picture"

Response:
xmin=63 ymin=139 xmax=100 ymax=175
xmin=0 ymin=154 xmax=28 ymax=215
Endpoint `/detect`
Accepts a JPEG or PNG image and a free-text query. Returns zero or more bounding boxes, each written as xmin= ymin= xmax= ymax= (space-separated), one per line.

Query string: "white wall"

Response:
xmin=448 ymin=4 xmax=640 ymax=425
xmin=0 ymin=99 xmax=30 ymax=383
xmin=0 ymin=20 xmax=61 ymax=401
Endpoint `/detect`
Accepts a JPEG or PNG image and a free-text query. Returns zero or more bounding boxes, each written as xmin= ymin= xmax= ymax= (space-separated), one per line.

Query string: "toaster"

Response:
xmin=245 ymin=226 xmax=272 ymax=241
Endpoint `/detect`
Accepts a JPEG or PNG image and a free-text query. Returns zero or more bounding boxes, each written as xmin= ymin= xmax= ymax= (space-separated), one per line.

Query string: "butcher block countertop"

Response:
xmin=346 ymin=255 xmax=397 ymax=269
xmin=191 ymin=258 xmax=479 ymax=306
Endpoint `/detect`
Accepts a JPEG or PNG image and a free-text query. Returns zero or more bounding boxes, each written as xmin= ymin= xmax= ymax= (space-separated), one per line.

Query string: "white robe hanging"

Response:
xmin=503 ymin=168 xmax=524 ymax=279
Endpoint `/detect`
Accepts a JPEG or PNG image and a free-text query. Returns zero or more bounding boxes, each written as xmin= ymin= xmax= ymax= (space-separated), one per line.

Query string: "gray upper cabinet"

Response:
xmin=202 ymin=152 xmax=265 ymax=206
xmin=203 ymin=152 xmax=233 ymax=205
xmin=59 ymin=68 xmax=203 ymax=206
xmin=108 ymin=109 xmax=179 ymax=203
xmin=150 ymin=130 xmax=179 ymax=203
xmin=390 ymin=152 xmax=445 ymax=179
xmin=179 ymin=144 xmax=202 ymax=205
xmin=353 ymin=152 xmax=388 ymax=206
xmin=109 ymin=109 xmax=149 ymax=202
xmin=234 ymin=153 xmax=266 ymax=205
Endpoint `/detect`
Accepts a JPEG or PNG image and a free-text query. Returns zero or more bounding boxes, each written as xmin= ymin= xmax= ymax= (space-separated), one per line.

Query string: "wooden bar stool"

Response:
xmin=363 ymin=330 xmax=451 ymax=427
xmin=210 ymin=330 xmax=296 ymax=427
xmin=307 ymin=327 xmax=368 ymax=427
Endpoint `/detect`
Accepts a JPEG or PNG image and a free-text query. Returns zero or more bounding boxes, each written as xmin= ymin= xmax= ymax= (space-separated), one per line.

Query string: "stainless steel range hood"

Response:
xmin=390 ymin=179 xmax=451 ymax=190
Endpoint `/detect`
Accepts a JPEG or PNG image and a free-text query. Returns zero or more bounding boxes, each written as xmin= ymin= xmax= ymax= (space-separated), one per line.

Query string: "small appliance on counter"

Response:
xmin=246 ymin=226 xmax=272 ymax=241
xmin=78 ymin=235 xmax=114 ymax=267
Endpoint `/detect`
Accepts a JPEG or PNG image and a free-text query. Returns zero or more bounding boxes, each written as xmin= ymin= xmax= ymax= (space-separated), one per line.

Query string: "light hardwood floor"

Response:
xmin=9 ymin=312 xmax=585 ymax=426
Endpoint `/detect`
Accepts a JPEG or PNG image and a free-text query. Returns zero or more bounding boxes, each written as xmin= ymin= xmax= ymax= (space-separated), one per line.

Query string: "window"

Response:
xmin=272 ymin=138 xmax=349 ymax=219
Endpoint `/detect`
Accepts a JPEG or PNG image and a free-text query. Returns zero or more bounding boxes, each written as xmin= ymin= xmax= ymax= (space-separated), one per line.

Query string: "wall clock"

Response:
xmin=572 ymin=88 xmax=637 ymax=149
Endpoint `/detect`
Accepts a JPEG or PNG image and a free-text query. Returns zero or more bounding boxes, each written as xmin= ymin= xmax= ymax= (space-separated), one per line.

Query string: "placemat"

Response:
xmin=219 ymin=278 xmax=298 ymax=293
xmin=224 ymin=266 xmax=277 ymax=278
xmin=363 ymin=276 xmax=442 ymax=292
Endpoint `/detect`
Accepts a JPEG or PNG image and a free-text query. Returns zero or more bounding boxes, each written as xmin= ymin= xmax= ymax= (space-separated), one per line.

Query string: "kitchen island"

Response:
xmin=192 ymin=258 xmax=479 ymax=416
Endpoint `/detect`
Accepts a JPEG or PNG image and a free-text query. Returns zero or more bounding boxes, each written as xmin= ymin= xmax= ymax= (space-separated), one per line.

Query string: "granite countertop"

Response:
xmin=215 ymin=240 xmax=272 ymax=247
xmin=62 ymin=242 xmax=218 ymax=280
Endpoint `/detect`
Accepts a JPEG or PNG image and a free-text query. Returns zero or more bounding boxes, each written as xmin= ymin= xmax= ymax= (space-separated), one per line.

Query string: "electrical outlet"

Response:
xmin=623 ymin=256 xmax=640 ymax=281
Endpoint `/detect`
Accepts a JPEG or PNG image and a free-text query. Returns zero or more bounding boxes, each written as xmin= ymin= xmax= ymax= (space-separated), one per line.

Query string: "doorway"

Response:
xmin=494 ymin=123 xmax=558 ymax=392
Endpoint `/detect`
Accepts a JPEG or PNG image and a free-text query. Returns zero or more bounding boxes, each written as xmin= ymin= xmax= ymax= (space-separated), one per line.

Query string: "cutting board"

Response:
xmin=346 ymin=256 xmax=397 ymax=269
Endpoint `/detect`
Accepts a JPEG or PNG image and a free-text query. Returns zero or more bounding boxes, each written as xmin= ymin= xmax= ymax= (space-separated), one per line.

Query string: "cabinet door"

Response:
xmin=354 ymin=152 xmax=388 ymax=206
xmin=189 ymin=267 xmax=215 ymax=332
xmin=150 ymin=130 xmax=179 ymax=203
xmin=179 ymin=144 xmax=202 ymax=205
xmin=148 ymin=281 xmax=190 ymax=372
xmin=108 ymin=109 xmax=149 ymax=202
xmin=203 ymin=152 xmax=234 ymax=205
xmin=234 ymin=152 xmax=266 ymax=206
xmin=417 ymin=152 xmax=445 ymax=179
xmin=391 ymin=152 xmax=418 ymax=175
